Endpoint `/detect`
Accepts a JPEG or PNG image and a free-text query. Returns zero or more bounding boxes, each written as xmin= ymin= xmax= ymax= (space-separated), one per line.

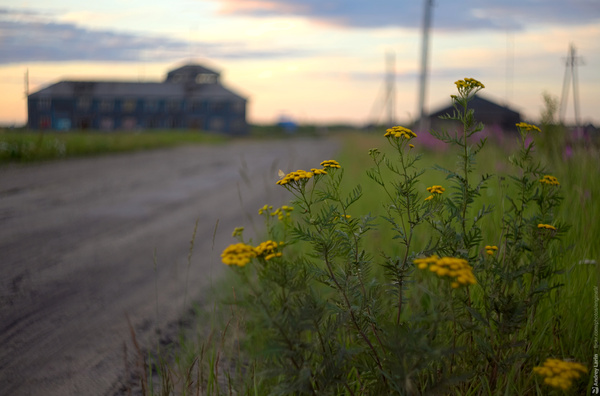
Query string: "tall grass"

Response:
xmin=134 ymin=127 xmax=597 ymax=395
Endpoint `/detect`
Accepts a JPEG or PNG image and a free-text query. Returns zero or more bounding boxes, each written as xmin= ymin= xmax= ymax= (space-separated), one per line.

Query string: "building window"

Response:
xmin=38 ymin=97 xmax=51 ymax=110
xmin=122 ymin=117 xmax=137 ymax=130
xmin=195 ymin=74 xmax=217 ymax=84
xmin=145 ymin=100 xmax=159 ymax=113
xmin=209 ymin=101 xmax=226 ymax=114
xmin=40 ymin=116 xmax=51 ymax=129
xmin=232 ymin=101 xmax=245 ymax=114
xmin=77 ymin=98 xmax=91 ymax=111
xmin=209 ymin=117 xmax=224 ymax=132
xmin=100 ymin=117 xmax=114 ymax=130
xmin=122 ymin=99 xmax=137 ymax=113
xmin=190 ymin=100 xmax=204 ymax=113
xmin=100 ymin=99 xmax=113 ymax=112
xmin=166 ymin=99 xmax=180 ymax=112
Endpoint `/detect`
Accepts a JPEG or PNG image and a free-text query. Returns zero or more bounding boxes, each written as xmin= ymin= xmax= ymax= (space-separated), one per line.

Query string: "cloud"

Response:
xmin=0 ymin=8 xmax=315 ymax=64
xmin=213 ymin=0 xmax=600 ymax=30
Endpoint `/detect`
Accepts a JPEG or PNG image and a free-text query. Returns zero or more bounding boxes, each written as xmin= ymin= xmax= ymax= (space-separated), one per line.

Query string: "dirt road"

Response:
xmin=0 ymin=137 xmax=339 ymax=395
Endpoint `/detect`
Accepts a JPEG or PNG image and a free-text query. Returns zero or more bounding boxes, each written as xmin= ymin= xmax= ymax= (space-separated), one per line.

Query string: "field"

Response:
xmin=0 ymin=129 xmax=232 ymax=164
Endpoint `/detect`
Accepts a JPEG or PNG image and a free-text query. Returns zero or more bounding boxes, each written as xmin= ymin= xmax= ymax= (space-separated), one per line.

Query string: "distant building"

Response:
xmin=27 ymin=64 xmax=248 ymax=134
xmin=426 ymin=95 xmax=521 ymax=133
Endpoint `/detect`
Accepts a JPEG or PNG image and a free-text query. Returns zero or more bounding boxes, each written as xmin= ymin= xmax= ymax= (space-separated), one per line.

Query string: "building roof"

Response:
xmin=428 ymin=95 xmax=520 ymax=119
xmin=29 ymin=64 xmax=246 ymax=101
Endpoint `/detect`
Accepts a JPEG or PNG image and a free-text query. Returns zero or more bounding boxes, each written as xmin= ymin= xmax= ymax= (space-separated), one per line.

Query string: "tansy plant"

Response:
xmin=216 ymin=78 xmax=585 ymax=395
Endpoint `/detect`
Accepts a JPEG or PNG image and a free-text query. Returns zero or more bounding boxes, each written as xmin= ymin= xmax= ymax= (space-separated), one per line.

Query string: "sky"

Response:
xmin=1 ymin=0 xmax=599 ymax=127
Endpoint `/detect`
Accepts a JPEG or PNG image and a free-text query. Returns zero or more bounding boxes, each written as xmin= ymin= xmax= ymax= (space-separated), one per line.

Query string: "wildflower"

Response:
xmin=427 ymin=185 xmax=445 ymax=194
xmin=538 ymin=224 xmax=557 ymax=231
xmin=384 ymin=126 xmax=417 ymax=140
xmin=539 ymin=175 xmax=559 ymax=186
xmin=276 ymin=169 xmax=314 ymax=186
xmin=414 ymin=255 xmax=476 ymax=287
xmin=485 ymin=245 xmax=498 ymax=255
xmin=409 ymin=144 xmax=415 ymax=149
xmin=255 ymin=240 xmax=282 ymax=261
xmin=232 ymin=227 xmax=244 ymax=237
xmin=425 ymin=185 xmax=445 ymax=201
xmin=454 ymin=78 xmax=485 ymax=94
xmin=221 ymin=243 xmax=257 ymax=267
xmin=310 ymin=168 xmax=328 ymax=175
xmin=271 ymin=205 xmax=294 ymax=220
xmin=258 ymin=204 xmax=273 ymax=215
xmin=533 ymin=358 xmax=587 ymax=390
xmin=320 ymin=160 xmax=341 ymax=169
xmin=516 ymin=122 xmax=541 ymax=133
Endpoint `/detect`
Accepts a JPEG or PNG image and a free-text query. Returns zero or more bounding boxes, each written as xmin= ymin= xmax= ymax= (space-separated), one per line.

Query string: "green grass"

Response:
xmin=132 ymin=130 xmax=599 ymax=395
xmin=0 ymin=129 xmax=229 ymax=164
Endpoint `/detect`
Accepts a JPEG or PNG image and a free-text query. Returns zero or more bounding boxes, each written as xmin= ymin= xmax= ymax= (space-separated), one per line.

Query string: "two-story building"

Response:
xmin=27 ymin=64 xmax=249 ymax=134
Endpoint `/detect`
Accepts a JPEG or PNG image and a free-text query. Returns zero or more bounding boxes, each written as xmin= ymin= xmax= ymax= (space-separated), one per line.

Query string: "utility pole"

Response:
xmin=559 ymin=43 xmax=582 ymax=129
xmin=385 ymin=51 xmax=396 ymax=127
xmin=417 ymin=0 xmax=433 ymax=132
xmin=25 ymin=68 xmax=29 ymax=129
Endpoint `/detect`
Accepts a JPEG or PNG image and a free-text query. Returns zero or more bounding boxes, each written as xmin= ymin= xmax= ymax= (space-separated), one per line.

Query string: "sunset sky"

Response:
xmin=1 ymin=0 xmax=599 ymax=127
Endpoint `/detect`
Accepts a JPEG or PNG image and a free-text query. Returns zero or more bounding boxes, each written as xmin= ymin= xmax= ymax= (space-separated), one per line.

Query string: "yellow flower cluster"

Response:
xmin=533 ymin=358 xmax=587 ymax=390
xmin=232 ymin=227 xmax=244 ymax=237
xmin=255 ymin=240 xmax=283 ymax=261
xmin=276 ymin=169 xmax=314 ymax=186
xmin=258 ymin=204 xmax=273 ymax=215
xmin=485 ymin=245 xmax=498 ymax=255
xmin=538 ymin=224 xmax=557 ymax=231
xmin=221 ymin=243 xmax=257 ymax=267
xmin=414 ymin=255 xmax=476 ymax=288
xmin=384 ymin=126 xmax=417 ymax=140
xmin=454 ymin=77 xmax=485 ymax=90
xmin=516 ymin=122 xmax=541 ymax=133
xmin=539 ymin=175 xmax=559 ymax=186
xmin=320 ymin=160 xmax=341 ymax=168
xmin=425 ymin=185 xmax=445 ymax=201
xmin=310 ymin=168 xmax=328 ymax=175
xmin=271 ymin=205 xmax=294 ymax=220
xmin=222 ymin=240 xmax=284 ymax=266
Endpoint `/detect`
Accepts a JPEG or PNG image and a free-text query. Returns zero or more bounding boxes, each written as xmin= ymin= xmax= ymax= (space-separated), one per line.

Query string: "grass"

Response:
xmin=135 ymin=129 xmax=599 ymax=395
xmin=0 ymin=129 xmax=229 ymax=164
xmin=0 ymin=125 xmax=352 ymax=165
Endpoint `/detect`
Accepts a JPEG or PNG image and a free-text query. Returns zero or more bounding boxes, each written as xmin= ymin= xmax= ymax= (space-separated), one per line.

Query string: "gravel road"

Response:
xmin=0 ymin=137 xmax=340 ymax=396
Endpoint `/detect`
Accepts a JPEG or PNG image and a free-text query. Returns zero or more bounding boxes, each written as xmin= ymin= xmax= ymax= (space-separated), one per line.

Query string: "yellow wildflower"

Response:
xmin=414 ymin=255 xmax=476 ymax=287
xmin=538 ymin=224 xmax=557 ymax=231
xmin=271 ymin=205 xmax=294 ymax=220
xmin=409 ymin=144 xmax=415 ymax=149
xmin=276 ymin=169 xmax=314 ymax=186
xmin=427 ymin=185 xmax=445 ymax=194
xmin=310 ymin=168 xmax=328 ymax=175
xmin=221 ymin=243 xmax=257 ymax=267
xmin=454 ymin=77 xmax=485 ymax=93
xmin=539 ymin=175 xmax=559 ymax=186
xmin=516 ymin=122 xmax=541 ymax=133
xmin=231 ymin=227 xmax=244 ymax=237
xmin=384 ymin=126 xmax=417 ymax=140
xmin=425 ymin=185 xmax=445 ymax=201
xmin=533 ymin=358 xmax=587 ymax=391
xmin=255 ymin=240 xmax=282 ymax=261
xmin=320 ymin=160 xmax=341 ymax=169
xmin=258 ymin=204 xmax=273 ymax=215
xmin=485 ymin=245 xmax=498 ymax=255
